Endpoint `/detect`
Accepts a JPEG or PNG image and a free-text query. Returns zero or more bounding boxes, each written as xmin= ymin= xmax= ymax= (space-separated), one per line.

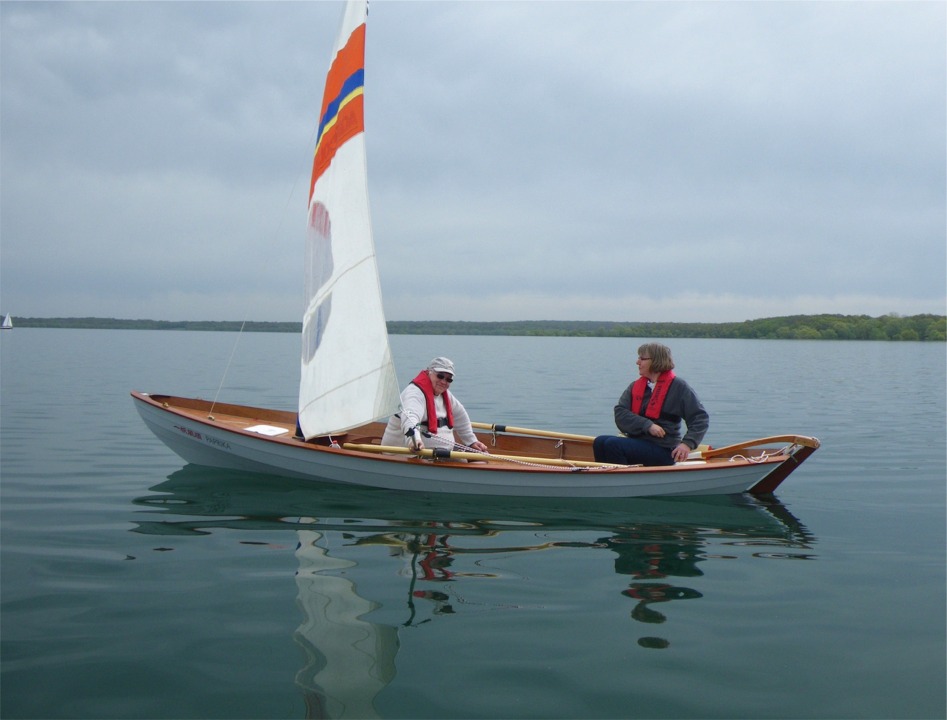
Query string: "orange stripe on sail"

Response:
xmin=309 ymin=23 xmax=366 ymax=199
xmin=320 ymin=24 xmax=365 ymax=122
xmin=310 ymin=93 xmax=364 ymax=199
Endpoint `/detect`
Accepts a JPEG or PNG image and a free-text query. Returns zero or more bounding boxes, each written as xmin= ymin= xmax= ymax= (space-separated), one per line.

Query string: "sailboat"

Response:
xmin=1 ymin=313 xmax=12 ymax=330
xmin=132 ymin=0 xmax=819 ymax=498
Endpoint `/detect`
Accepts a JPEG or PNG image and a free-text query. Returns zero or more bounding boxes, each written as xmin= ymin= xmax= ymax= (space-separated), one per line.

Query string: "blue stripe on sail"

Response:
xmin=316 ymin=69 xmax=365 ymax=149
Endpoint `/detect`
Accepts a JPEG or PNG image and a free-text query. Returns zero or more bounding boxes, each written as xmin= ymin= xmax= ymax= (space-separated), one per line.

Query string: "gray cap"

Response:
xmin=428 ymin=357 xmax=455 ymax=375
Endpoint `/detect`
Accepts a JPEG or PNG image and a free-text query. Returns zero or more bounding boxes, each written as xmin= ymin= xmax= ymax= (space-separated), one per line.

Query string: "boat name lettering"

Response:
xmin=203 ymin=435 xmax=231 ymax=450
xmin=173 ymin=425 xmax=202 ymax=441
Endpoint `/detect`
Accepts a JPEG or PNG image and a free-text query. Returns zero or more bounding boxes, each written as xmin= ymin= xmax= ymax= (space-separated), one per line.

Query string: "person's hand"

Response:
xmin=648 ymin=423 xmax=665 ymax=438
xmin=408 ymin=428 xmax=424 ymax=452
xmin=671 ymin=443 xmax=691 ymax=462
xmin=470 ymin=441 xmax=489 ymax=453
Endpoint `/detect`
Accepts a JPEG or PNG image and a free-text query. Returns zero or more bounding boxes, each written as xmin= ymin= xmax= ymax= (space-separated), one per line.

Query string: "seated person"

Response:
xmin=381 ymin=356 xmax=489 ymax=454
xmin=593 ymin=343 xmax=708 ymax=466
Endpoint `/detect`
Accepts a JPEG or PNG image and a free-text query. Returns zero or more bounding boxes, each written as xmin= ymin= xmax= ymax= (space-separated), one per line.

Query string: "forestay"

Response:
xmin=299 ymin=0 xmax=400 ymax=438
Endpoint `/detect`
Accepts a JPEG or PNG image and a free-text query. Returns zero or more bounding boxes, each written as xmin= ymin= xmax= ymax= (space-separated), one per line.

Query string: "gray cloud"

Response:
xmin=2 ymin=1 xmax=944 ymax=322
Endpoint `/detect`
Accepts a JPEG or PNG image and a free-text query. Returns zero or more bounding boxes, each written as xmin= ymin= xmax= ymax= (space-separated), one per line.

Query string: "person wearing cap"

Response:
xmin=381 ymin=357 xmax=490 ymax=454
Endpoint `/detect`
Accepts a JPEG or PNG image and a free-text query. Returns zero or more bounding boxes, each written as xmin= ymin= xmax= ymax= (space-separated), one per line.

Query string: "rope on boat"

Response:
xmin=421 ymin=432 xmax=800 ymax=470
xmin=729 ymin=443 xmax=797 ymax=464
xmin=421 ymin=431 xmax=631 ymax=472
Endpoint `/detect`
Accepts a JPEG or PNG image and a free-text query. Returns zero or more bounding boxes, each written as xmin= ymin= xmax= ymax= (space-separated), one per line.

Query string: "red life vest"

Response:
xmin=630 ymin=371 xmax=676 ymax=420
xmin=410 ymin=370 xmax=454 ymax=430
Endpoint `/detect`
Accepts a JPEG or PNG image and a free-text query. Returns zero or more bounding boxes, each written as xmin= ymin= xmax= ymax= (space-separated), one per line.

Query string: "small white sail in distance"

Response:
xmin=298 ymin=0 xmax=400 ymax=439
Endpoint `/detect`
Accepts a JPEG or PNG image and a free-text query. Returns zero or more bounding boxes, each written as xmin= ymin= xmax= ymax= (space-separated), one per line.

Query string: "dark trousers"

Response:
xmin=593 ymin=435 xmax=674 ymax=466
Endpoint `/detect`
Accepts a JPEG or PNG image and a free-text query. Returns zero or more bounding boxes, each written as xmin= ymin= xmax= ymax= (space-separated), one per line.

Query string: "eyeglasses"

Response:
xmin=637 ymin=357 xmax=651 ymax=362
xmin=435 ymin=373 xmax=453 ymax=383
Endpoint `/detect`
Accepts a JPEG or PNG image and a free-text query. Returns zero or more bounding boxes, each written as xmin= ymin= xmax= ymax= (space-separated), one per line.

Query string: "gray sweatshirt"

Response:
xmin=613 ymin=377 xmax=709 ymax=450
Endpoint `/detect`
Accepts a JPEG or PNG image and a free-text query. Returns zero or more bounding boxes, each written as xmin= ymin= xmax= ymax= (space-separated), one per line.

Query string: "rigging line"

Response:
xmin=207 ymin=118 xmax=321 ymax=419
xmin=208 ymin=320 xmax=247 ymax=419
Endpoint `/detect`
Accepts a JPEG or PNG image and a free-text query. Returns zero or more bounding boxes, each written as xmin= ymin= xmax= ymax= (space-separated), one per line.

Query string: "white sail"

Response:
xmin=1 ymin=314 xmax=11 ymax=329
xmin=299 ymin=0 xmax=400 ymax=439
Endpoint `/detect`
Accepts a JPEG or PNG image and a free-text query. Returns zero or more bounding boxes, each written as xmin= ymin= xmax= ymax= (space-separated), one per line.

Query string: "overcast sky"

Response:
xmin=1 ymin=0 xmax=944 ymax=323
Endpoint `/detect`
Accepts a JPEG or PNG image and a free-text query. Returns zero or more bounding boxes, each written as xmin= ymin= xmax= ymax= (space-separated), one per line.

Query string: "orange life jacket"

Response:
xmin=410 ymin=370 xmax=454 ymax=430
xmin=630 ymin=371 xmax=676 ymax=420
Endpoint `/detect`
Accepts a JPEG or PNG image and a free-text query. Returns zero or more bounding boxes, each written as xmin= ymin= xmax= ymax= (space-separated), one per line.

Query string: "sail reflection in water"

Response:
xmin=294 ymin=526 xmax=397 ymax=719
xmin=132 ymin=469 xmax=816 ymax=717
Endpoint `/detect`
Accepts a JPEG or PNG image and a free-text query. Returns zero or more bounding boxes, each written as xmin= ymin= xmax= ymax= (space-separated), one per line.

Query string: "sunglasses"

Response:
xmin=435 ymin=372 xmax=454 ymax=383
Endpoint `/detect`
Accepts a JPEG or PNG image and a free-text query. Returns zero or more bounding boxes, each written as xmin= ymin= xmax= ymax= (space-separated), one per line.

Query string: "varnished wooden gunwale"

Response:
xmin=138 ymin=393 xmax=811 ymax=469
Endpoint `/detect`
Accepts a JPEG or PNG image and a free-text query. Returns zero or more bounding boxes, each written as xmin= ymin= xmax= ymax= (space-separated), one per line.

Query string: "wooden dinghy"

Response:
xmin=132 ymin=392 xmax=819 ymax=498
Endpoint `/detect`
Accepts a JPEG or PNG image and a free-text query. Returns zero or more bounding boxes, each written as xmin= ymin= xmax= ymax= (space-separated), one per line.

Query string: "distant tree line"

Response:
xmin=387 ymin=314 xmax=947 ymax=341
xmin=7 ymin=313 xmax=945 ymax=340
xmin=9 ymin=317 xmax=300 ymax=333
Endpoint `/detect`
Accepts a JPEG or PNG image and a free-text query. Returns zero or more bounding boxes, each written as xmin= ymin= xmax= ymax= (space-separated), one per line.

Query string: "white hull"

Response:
xmin=132 ymin=392 xmax=818 ymax=498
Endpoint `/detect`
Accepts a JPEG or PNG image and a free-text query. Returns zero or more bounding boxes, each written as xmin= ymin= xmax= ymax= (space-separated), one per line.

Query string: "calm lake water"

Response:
xmin=1 ymin=329 xmax=945 ymax=719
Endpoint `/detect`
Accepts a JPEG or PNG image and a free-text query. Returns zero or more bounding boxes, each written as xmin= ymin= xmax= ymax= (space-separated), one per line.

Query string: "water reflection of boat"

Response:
xmin=131 ymin=467 xmax=816 ymax=713
xmin=133 ymin=467 xmax=814 ymax=541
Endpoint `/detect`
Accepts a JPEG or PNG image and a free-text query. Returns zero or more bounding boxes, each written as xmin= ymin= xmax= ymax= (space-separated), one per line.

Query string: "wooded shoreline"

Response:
xmin=5 ymin=314 xmax=945 ymax=341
